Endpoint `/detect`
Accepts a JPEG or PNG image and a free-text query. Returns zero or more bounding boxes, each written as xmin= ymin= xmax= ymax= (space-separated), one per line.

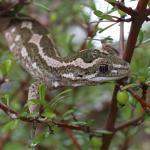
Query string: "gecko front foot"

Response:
xmin=28 ymin=81 xmax=42 ymax=115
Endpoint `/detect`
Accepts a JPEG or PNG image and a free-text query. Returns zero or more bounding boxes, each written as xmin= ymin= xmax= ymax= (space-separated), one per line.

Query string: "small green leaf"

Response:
xmin=19 ymin=111 xmax=29 ymax=118
xmin=31 ymin=134 xmax=44 ymax=147
xmin=42 ymin=109 xmax=56 ymax=119
xmin=72 ymin=121 xmax=88 ymax=126
xmin=148 ymin=1 xmax=150 ymax=8
xmin=2 ymin=94 xmax=10 ymax=106
xmin=94 ymin=10 xmax=103 ymax=17
xmin=102 ymin=36 xmax=113 ymax=41
xmin=67 ymin=34 xmax=75 ymax=51
xmin=13 ymin=4 xmax=24 ymax=13
xmin=25 ymin=99 xmax=40 ymax=108
xmin=2 ymin=120 xmax=19 ymax=132
xmin=39 ymin=83 xmax=46 ymax=105
xmin=138 ymin=30 xmax=145 ymax=45
xmin=4 ymin=143 xmax=24 ymax=150
xmin=94 ymin=10 xmax=112 ymax=20
xmin=145 ymin=127 xmax=150 ymax=134
xmin=63 ymin=108 xmax=76 ymax=118
xmin=98 ymin=23 xmax=116 ymax=34
xmin=4 ymin=59 xmax=12 ymax=74
xmin=84 ymin=2 xmax=96 ymax=11
xmin=31 ymin=132 xmax=49 ymax=147
xmin=90 ymin=129 xmax=112 ymax=137
xmin=102 ymin=15 xmax=112 ymax=20
xmin=49 ymin=89 xmax=72 ymax=110
xmin=106 ymin=0 xmax=116 ymax=2
xmin=118 ymin=10 xmax=126 ymax=16
xmin=33 ymin=2 xmax=50 ymax=12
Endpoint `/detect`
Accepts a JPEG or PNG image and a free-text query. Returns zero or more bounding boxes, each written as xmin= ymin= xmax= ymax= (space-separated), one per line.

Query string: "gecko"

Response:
xmin=1 ymin=14 xmax=130 ymax=112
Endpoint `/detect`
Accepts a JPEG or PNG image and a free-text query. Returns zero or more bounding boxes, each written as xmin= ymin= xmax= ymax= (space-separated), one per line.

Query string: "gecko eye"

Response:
xmin=77 ymin=74 xmax=83 ymax=78
xmin=99 ymin=64 xmax=109 ymax=73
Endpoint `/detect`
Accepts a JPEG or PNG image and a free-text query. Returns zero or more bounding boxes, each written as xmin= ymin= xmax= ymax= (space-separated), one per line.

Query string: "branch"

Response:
xmin=114 ymin=116 xmax=144 ymax=131
xmin=64 ymin=128 xmax=81 ymax=150
xmin=0 ymin=101 xmax=111 ymax=137
xmin=0 ymin=102 xmax=18 ymax=119
xmin=101 ymin=84 xmax=119 ymax=150
xmin=127 ymin=88 xmax=150 ymax=109
xmin=101 ymin=0 xmax=149 ymax=149
xmin=123 ymin=0 xmax=148 ymax=62
xmin=106 ymin=1 xmax=136 ymax=17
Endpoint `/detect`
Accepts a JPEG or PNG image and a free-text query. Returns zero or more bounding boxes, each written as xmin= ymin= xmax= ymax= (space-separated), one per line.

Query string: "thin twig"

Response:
xmin=64 ymin=128 xmax=82 ymax=150
xmin=0 ymin=101 xmax=111 ymax=137
xmin=89 ymin=18 xmax=132 ymax=24
xmin=106 ymin=1 xmax=136 ymax=17
xmin=127 ymin=88 xmax=150 ymax=109
xmin=114 ymin=116 xmax=144 ymax=131
xmin=0 ymin=101 xmax=18 ymax=119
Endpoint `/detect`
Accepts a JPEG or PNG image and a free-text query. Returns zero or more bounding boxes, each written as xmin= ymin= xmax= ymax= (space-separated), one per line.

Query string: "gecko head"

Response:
xmin=86 ymin=55 xmax=130 ymax=82
xmin=61 ymin=49 xmax=130 ymax=84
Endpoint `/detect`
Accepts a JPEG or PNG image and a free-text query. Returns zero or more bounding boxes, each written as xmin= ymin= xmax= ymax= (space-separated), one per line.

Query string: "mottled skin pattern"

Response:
xmin=2 ymin=15 xmax=130 ymax=113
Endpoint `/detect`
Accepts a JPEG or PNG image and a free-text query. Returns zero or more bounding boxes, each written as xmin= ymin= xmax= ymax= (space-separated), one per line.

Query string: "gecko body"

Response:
xmin=2 ymin=15 xmax=129 ymax=112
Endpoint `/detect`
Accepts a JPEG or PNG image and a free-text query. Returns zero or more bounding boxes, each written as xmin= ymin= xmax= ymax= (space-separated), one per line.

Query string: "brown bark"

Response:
xmin=101 ymin=0 xmax=149 ymax=149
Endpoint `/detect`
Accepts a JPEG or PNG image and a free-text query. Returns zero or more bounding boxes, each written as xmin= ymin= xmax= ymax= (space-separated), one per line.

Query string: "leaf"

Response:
xmin=72 ymin=121 xmax=88 ymax=126
xmin=98 ymin=23 xmax=116 ymax=34
xmin=13 ymin=4 xmax=24 ymax=13
xmin=4 ymin=143 xmax=24 ymax=150
xmin=105 ymin=0 xmax=116 ymax=2
xmin=48 ymin=89 xmax=72 ymax=109
xmin=39 ymin=83 xmax=46 ymax=105
xmin=94 ymin=10 xmax=112 ymax=21
xmin=62 ymin=108 xmax=77 ymax=120
xmin=102 ymin=36 xmax=113 ymax=41
xmin=148 ymin=1 xmax=150 ymax=8
xmin=118 ymin=10 xmax=126 ymax=16
xmin=67 ymin=34 xmax=75 ymax=51
xmin=93 ymin=129 xmax=112 ymax=135
xmin=94 ymin=10 xmax=103 ymax=17
xmin=31 ymin=132 xmax=50 ymax=147
xmin=42 ymin=109 xmax=56 ymax=119
xmin=2 ymin=120 xmax=19 ymax=132
xmin=84 ymin=2 xmax=96 ymax=11
xmin=33 ymin=2 xmax=50 ymax=12
xmin=102 ymin=15 xmax=112 ymax=21
xmin=31 ymin=135 xmax=45 ymax=147
xmin=138 ymin=30 xmax=145 ymax=45
xmin=145 ymin=127 xmax=150 ymax=134
xmin=4 ymin=59 xmax=12 ymax=74
xmin=63 ymin=108 xmax=76 ymax=118
xmin=25 ymin=99 xmax=40 ymax=108
xmin=19 ymin=111 xmax=29 ymax=118
xmin=50 ymin=96 xmax=66 ymax=110
xmin=2 ymin=94 xmax=10 ymax=106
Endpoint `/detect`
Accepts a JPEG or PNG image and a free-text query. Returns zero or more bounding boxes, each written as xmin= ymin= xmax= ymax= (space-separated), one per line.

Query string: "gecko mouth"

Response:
xmin=90 ymin=65 xmax=130 ymax=82
xmin=89 ymin=74 xmax=129 ymax=82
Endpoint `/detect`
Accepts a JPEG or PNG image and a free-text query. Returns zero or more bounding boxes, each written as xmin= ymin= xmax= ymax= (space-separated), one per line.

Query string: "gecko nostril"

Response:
xmin=99 ymin=64 xmax=109 ymax=73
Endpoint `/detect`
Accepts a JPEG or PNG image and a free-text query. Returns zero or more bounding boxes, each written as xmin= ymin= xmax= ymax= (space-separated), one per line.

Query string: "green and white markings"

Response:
xmin=4 ymin=16 xmax=130 ymax=89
